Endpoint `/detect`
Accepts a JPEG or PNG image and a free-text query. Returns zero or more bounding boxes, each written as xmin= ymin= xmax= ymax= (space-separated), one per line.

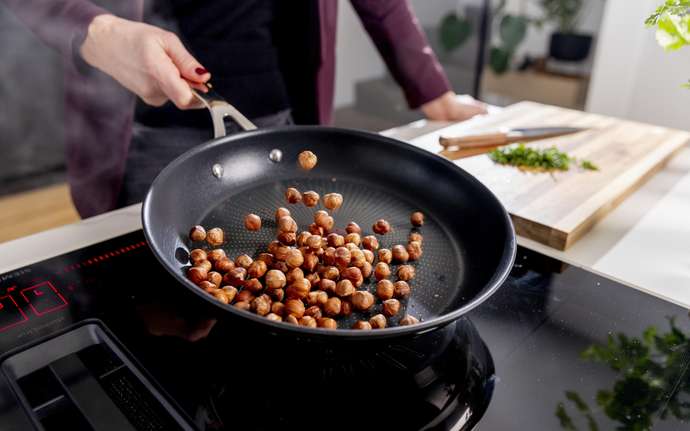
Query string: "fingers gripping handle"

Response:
xmin=192 ymin=87 xmax=257 ymax=138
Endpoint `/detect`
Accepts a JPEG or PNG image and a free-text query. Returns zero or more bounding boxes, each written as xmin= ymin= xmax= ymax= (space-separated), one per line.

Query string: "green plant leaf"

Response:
xmin=439 ymin=13 xmax=473 ymax=52
xmin=656 ymin=14 xmax=690 ymax=51
xmin=489 ymin=46 xmax=512 ymax=75
xmin=500 ymin=15 xmax=528 ymax=51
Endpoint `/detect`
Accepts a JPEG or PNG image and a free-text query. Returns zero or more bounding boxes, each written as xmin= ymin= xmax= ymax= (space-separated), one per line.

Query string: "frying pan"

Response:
xmin=142 ymin=89 xmax=516 ymax=340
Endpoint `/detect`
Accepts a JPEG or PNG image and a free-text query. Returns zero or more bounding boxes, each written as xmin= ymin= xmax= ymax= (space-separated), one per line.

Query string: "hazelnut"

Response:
xmin=376 ymin=280 xmax=394 ymax=300
xmin=335 ymin=247 xmax=351 ymax=266
xmin=345 ymin=232 xmax=361 ymax=246
xmin=335 ymin=279 xmax=355 ymax=297
xmin=411 ymin=211 xmax=425 ymax=227
xmin=214 ymin=257 xmax=234 ymax=273
xmin=298 ymin=150 xmax=318 ymax=170
xmin=299 ymin=316 xmax=317 ymax=327
xmin=370 ymin=314 xmax=387 ymax=329
xmin=286 ymin=187 xmax=302 ymax=204
xmin=187 ymin=266 xmax=208 ymax=284
xmin=350 ymin=249 xmax=366 ymax=268
xmin=251 ymin=294 xmax=271 ymax=316
xmin=294 ymin=231 xmax=308 ymax=247
xmin=306 ymin=272 xmax=320 ymax=288
xmin=265 ymin=269 xmax=287 ymax=290
xmin=372 ymin=219 xmax=391 ymax=235
xmin=302 ymin=191 xmax=320 ymax=207
xmin=268 ymin=240 xmax=281 ymax=254
xmin=361 ymin=261 xmax=373 ymax=278
xmin=406 ymin=241 xmax=423 ymax=261
xmin=189 ymin=225 xmax=207 ymax=242
xmin=399 ymin=314 xmax=420 ymax=326
xmin=322 ymin=266 xmax=340 ymax=280
xmin=206 ymin=227 xmax=225 ymax=246
xmin=306 ymin=235 xmax=322 ymax=251
xmin=305 ymin=305 xmax=323 ymax=319
xmin=374 ymin=262 xmax=391 ymax=281
xmin=270 ymin=288 xmax=285 ymax=302
xmin=362 ymin=235 xmax=379 ymax=251
xmin=326 ymin=233 xmax=344 ymax=247
xmin=377 ymin=249 xmax=392 ymax=264
xmin=308 ymin=223 xmax=324 ymax=236
xmin=277 ymin=231 xmax=297 ymax=246
xmin=397 ymin=265 xmax=416 ymax=281
xmin=222 ymin=286 xmax=238 ymax=302
xmin=324 ymin=297 xmax=342 ymax=316
xmin=319 ymin=279 xmax=336 ymax=294
xmin=213 ymin=290 xmax=230 ymax=304
xmin=309 ymin=290 xmax=329 ymax=306
xmin=223 ymin=267 xmax=247 ymax=287
xmin=199 ymin=281 xmax=217 ymax=292
xmin=285 ymin=248 xmax=304 ymax=268
xmin=266 ymin=313 xmax=282 ymax=322
xmin=189 ymin=248 xmax=207 ymax=265
xmin=322 ymin=247 xmax=336 ymax=265
xmin=275 ymin=207 xmax=291 ymax=221
xmin=234 ymin=301 xmax=251 ymax=311
xmin=287 ymin=278 xmax=311 ymax=299
xmin=317 ymin=317 xmax=338 ymax=329
xmin=236 ymin=289 xmax=254 ymax=303
xmin=382 ymin=299 xmax=401 ymax=317
xmin=271 ymin=301 xmax=285 ymax=316
xmin=323 ymin=193 xmax=343 ymax=210
xmin=248 ymin=260 xmax=268 ymax=278
xmin=272 ymin=261 xmax=289 ymax=273
xmin=362 ymin=249 xmax=375 ymax=264
xmin=244 ymin=214 xmax=262 ymax=231
xmin=278 ymin=216 xmax=298 ymax=233
xmin=352 ymin=321 xmax=372 ymax=330
xmin=341 ymin=267 xmax=363 ymax=287
xmin=244 ymin=278 xmax=263 ymax=294
xmin=284 ymin=299 xmax=305 ymax=318
xmin=322 ymin=216 xmax=334 ymax=232
xmin=302 ymin=253 xmax=319 ymax=272
xmin=393 ymin=281 xmax=411 ymax=299
xmin=340 ymin=300 xmax=353 ymax=316
xmin=351 ymin=291 xmax=375 ymax=311
xmin=235 ymin=254 xmax=253 ymax=269
xmin=392 ymin=245 xmax=409 ymax=263
xmin=285 ymin=315 xmax=299 ymax=325
xmin=346 ymin=222 xmax=362 ymax=234
xmin=409 ymin=232 xmax=423 ymax=243
xmin=207 ymin=271 xmax=222 ymax=287
xmin=274 ymin=245 xmax=290 ymax=261
xmin=196 ymin=259 xmax=212 ymax=273
xmin=286 ymin=267 xmax=304 ymax=284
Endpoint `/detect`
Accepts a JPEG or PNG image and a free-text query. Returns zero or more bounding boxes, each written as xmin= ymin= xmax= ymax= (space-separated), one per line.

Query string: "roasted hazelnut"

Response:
xmin=206 ymin=227 xmax=224 ymax=246
xmin=302 ymin=253 xmax=319 ymax=273
xmin=251 ymin=294 xmax=271 ymax=316
xmin=376 ymin=280 xmax=395 ymax=300
xmin=189 ymin=248 xmax=207 ymax=265
xmin=361 ymin=261 xmax=373 ymax=278
xmin=285 ymin=315 xmax=299 ymax=325
xmin=294 ymin=231 xmax=309 ymax=247
xmin=286 ymin=187 xmax=302 ymax=204
xmin=372 ymin=219 xmax=391 ymax=235
xmin=374 ymin=262 xmax=391 ymax=281
xmin=393 ymin=281 xmax=411 ymax=299
xmin=410 ymin=211 xmax=425 ymax=227
xmin=302 ymin=191 xmax=320 ymax=207
xmin=392 ymin=245 xmax=409 ymax=263
xmin=223 ymin=267 xmax=247 ymax=287
xmin=235 ymin=254 xmax=253 ymax=269
xmin=320 ymin=247 xmax=335 ymax=265
xmin=305 ymin=305 xmax=323 ymax=319
xmin=397 ymin=265 xmax=416 ymax=281
xmin=286 ymin=267 xmax=304 ymax=284
xmin=323 ymin=193 xmax=343 ymax=210
xmin=370 ymin=314 xmax=387 ymax=329
xmin=299 ymin=316 xmax=317 ymax=327
xmin=236 ymin=289 xmax=254 ymax=303
xmin=284 ymin=299 xmax=305 ymax=318
xmin=324 ymin=297 xmax=342 ymax=316
xmin=199 ymin=281 xmax=217 ymax=292
xmin=268 ymin=240 xmax=281 ymax=254
xmin=406 ymin=241 xmax=423 ymax=261
xmin=341 ymin=300 xmax=353 ymax=316
xmin=341 ymin=267 xmax=364 ymax=287
xmin=214 ymin=257 xmax=234 ymax=273
xmin=265 ymin=269 xmax=287 ymax=290
xmin=266 ymin=313 xmax=282 ymax=322
xmin=409 ymin=232 xmax=423 ymax=243
xmin=322 ymin=216 xmax=334 ymax=232
xmin=313 ymin=211 xmax=329 ymax=228
xmin=274 ymin=245 xmax=290 ymax=262
xmin=213 ymin=290 xmax=230 ymax=304
xmin=382 ymin=298 xmax=401 ymax=317
xmin=306 ymin=235 xmax=322 ymax=251
xmin=378 ymin=248 xmax=392 ymax=264
xmin=362 ymin=235 xmax=379 ymax=251
xmin=222 ymin=286 xmax=238 ymax=302
xmin=278 ymin=216 xmax=298 ymax=233
xmin=272 ymin=261 xmax=289 ymax=273
xmin=362 ymin=249 xmax=375 ymax=264
xmin=345 ymin=232 xmax=361 ymax=246
xmin=307 ymin=290 xmax=328 ymax=307
xmin=269 ymin=288 xmax=285 ymax=302
xmin=399 ymin=314 xmax=420 ymax=326
xmin=275 ymin=207 xmax=291 ymax=221
xmin=325 ymin=233 xmax=343 ymax=248
xmin=189 ymin=225 xmax=207 ymax=242
xmin=346 ymin=222 xmax=361 ymax=234
xmin=244 ymin=278 xmax=263 ymax=294
xmin=298 ymin=150 xmax=318 ymax=170
xmin=306 ymin=272 xmax=320 ymax=288
xmin=350 ymin=249 xmax=366 ymax=268
xmin=248 ymin=260 xmax=268 ymax=279
xmin=335 ymin=247 xmax=351 ymax=266
xmin=319 ymin=278 xmax=336 ymax=294
xmin=207 ymin=271 xmax=222 ymax=287
xmin=285 ymin=248 xmax=304 ymax=268
xmin=196 ymin=259 xmax=212 ymax=273
xmin=277 ymin=231 xmax=297 ymax=246
xmin=317 ymin=317 xmax=338 ymax=329
xmin=287 ymin=278 xmax=311 ymax=299
xmin=335 ymin=279 xmax=355 ymax=297
xmin=244 ymin=213 xmax=262 ymax=231
xmin=352 ymin=321 xmax=372 ymax=330
xmin=271 ymin=301 xmax=285 ymax=316
xmin=308 ymin=223 xmax=324 ymax=236
xmin=187 ymin=266 xmax=208 ymax=284
xmin=322 ymin=266 xmax=340 ymax=280
xmin=234 ymin=300 xmax=251 ymax=311
xmin=351 ymin=291 xmax=375 ymax=311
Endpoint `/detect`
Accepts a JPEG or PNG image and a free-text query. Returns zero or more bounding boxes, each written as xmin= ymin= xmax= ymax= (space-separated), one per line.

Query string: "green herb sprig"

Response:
xmin=488 ymin=144 xmax=598 ymax=172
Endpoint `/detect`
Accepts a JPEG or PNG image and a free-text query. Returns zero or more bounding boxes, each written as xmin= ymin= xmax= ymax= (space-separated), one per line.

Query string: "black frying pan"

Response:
xmin=142 ymin=90 xmax=515 ymax=340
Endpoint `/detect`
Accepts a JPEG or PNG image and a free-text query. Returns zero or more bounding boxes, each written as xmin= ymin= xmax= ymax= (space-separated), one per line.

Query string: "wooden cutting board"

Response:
xmin=428 ymin=102 xmax=690 ymax=250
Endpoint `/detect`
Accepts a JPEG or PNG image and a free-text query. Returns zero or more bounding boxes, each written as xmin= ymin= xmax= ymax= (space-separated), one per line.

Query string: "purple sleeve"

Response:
xmin=349 ymin=0 xmax=452 ymax=109
xmin=2 ymin=0 xmax=109 ymax=58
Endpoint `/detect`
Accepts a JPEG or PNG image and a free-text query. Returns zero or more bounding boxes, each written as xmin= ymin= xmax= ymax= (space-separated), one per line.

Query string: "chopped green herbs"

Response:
xmin=488 ymin=144 xmax=599 ymax=172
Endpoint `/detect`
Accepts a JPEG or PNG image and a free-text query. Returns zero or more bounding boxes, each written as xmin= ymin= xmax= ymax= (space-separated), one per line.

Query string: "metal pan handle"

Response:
xmin=192 ymin=87 xmax=257 ymax=138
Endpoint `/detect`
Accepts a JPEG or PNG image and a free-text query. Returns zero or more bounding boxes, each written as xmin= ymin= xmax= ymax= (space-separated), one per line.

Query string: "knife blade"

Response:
xmin=439 ymin=127 xmax=587 ymax=149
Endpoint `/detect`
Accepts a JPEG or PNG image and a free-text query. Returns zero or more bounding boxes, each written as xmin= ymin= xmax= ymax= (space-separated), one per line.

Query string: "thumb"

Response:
xmin=162 ymin=32 xmax=211 ymax=83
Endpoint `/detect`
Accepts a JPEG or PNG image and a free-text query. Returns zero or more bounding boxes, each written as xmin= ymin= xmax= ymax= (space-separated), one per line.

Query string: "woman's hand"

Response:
xmin=421 ymin=91 xmax=488 ymax=122
xmin=80 ymin=14 xmax=210 ymax=109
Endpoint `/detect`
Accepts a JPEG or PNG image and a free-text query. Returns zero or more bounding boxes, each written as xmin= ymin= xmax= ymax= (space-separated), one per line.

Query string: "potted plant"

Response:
xmin=646 ymin=0 xmax=690 ymax=88
xmin=541 ymin=0 xmax=593 ymax=62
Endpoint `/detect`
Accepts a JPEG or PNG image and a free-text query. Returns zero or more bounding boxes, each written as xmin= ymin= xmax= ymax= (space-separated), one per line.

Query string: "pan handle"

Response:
xmin=192 ymin=87 xmax=257 ymax=138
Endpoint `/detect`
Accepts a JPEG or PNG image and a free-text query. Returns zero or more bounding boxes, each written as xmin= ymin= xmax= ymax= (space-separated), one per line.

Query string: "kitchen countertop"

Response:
xmin=1 ymin=111 xmax=689 ymax=309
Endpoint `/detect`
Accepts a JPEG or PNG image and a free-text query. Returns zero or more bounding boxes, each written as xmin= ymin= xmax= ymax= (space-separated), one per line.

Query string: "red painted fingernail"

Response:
xmin=195 ymin=67 xmax=208 ymax=75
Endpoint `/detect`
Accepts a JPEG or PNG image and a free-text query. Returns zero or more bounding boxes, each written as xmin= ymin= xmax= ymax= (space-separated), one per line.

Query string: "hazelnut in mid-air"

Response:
xmin=298 ymin=150 xmax=318 ymax=170
xmin=244 ymin=214 xmax=261 ymax=231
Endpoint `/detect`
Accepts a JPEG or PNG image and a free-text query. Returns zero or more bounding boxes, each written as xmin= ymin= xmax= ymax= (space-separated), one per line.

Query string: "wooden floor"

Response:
xmin=0 ymin=183 xmax=80 ymax=244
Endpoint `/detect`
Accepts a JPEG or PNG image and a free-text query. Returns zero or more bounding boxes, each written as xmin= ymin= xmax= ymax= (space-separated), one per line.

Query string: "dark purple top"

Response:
xmin=3 ymin=0 xmax=451 ymax=218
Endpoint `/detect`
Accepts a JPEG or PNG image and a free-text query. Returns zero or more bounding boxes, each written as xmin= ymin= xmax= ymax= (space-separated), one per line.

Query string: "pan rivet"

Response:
xmin=269 ymin=149 xmax=283 ymax=163
xmin=212 ymin=164 xmax=223 ymax=179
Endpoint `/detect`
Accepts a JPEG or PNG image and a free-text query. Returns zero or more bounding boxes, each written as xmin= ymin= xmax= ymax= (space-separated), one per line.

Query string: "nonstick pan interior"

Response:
xmin=143 ymin=127 xmax=515 ymax=337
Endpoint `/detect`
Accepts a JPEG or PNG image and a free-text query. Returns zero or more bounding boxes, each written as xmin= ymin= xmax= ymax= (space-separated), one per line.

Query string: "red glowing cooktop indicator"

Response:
xmin=20 ymin=281 xmax=68 ymax=316
xmin=0 ymin=293 xmax=29 ymax=332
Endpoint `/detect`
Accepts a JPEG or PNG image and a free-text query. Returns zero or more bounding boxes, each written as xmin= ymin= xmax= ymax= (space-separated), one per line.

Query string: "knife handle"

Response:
xmin=439 ymin=133 xmax=510 ymax=149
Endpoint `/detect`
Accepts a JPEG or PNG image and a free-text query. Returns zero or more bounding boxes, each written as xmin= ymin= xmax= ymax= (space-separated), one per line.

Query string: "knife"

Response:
xmin=439 ymin=127 xmax=586 ymax=149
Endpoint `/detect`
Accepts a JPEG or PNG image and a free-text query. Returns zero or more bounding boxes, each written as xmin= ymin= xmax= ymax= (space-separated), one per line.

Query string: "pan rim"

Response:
xmin=142 ymin=126 xmax=516 ymax=339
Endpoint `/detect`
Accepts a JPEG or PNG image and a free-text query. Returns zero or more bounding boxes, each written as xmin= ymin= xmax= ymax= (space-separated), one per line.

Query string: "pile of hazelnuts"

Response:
xmin=184 ymin=151 xmax=426 ymax=330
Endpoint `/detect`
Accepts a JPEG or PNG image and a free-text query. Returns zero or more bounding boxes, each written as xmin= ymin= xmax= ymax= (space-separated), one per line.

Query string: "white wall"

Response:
xmin=587 ymin=0 xmax=690 ymax=131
